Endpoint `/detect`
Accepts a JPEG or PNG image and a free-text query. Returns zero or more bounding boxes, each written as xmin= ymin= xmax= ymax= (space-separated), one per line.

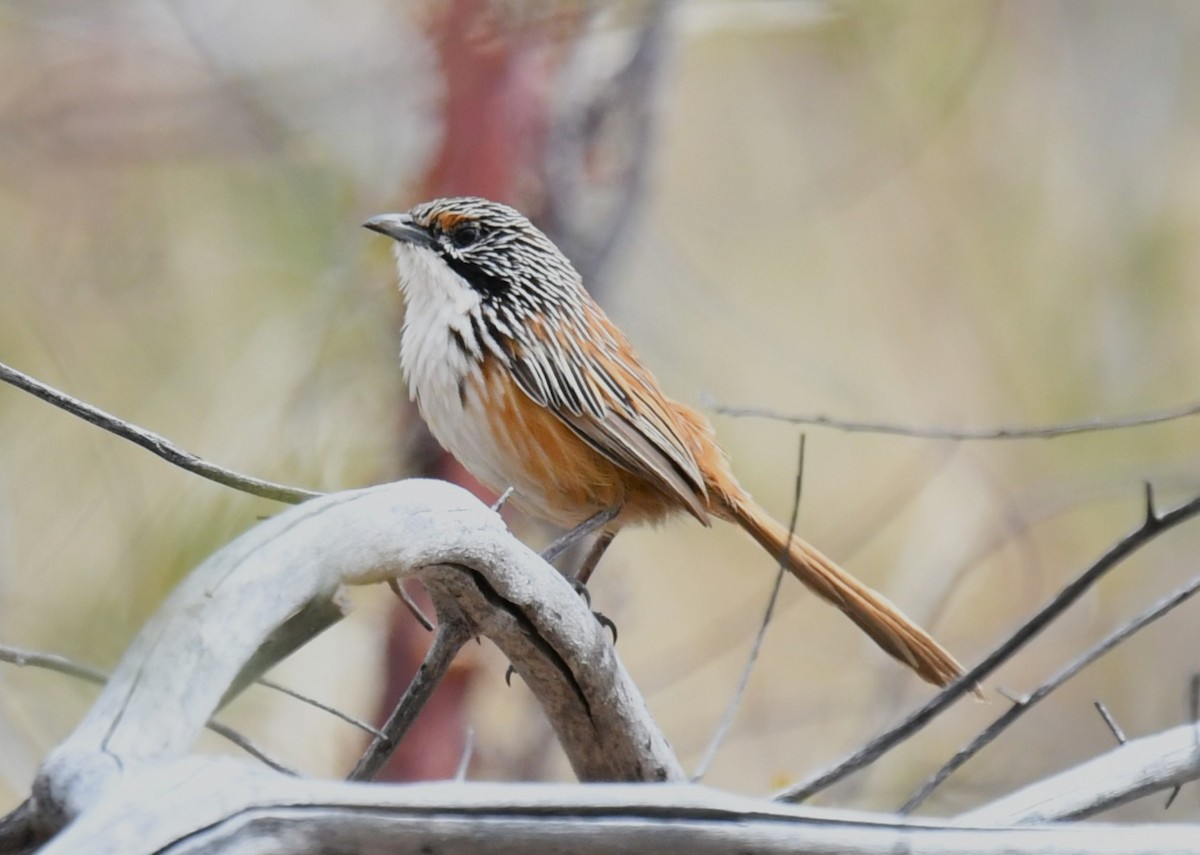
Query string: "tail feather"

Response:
xmin=727 ymin=496 xmax=969 ymax=689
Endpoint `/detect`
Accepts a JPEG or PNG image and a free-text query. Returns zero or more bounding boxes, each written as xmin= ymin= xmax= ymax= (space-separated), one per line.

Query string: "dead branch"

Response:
xmin=29 ymin=767 xmax=1200 ymax=855
xmin=0 ymin=358 xmax=317 ymax=503
xmin=28 ymin=479 xmax=681 ymax=843
xmin=958 ymin=722 xmax=1200 ymax=824
xmin=903 ymin=570 xmax=1200 ymax=812
xmin=6 ymin=366 xmax=1200 ymax=852
xmin=709 ymin=395 xmax=1200 ymax=440
xmin=777 ymin=485 xmax=1200 ymax=803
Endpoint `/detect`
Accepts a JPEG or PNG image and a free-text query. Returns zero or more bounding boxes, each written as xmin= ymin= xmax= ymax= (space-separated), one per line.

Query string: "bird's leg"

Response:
xmin=507 ymin=524 xmax=620 ymax=688
xmin=539 ymin=505 xmax=620 ymax=565
xmin=575 ymin=530 xmax=616 ymax=587
xmin=529 ymin=508 xmax=622 ymax=648
xmin=575 ymin=530 xmax=619 ymax=643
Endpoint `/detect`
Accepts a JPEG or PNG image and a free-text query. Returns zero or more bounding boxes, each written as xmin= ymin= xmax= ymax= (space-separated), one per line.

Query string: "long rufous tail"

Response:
xmin=724 ymin=494 xmax=968 ymax=689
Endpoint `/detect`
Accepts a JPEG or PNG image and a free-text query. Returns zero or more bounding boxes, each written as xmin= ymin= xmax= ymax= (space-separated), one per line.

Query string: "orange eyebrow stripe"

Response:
xmin=435 ymin=212 xmax=465 ymax=231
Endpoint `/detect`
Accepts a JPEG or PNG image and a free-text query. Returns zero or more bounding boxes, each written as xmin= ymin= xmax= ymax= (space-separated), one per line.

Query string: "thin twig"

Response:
xmin=349 ymin=613 xmax=475 ymax=782
xmin=0 ymin=643 xmax=291 ymax=771
xmin=692 ymin=434 xmax=805 ymax=781
xmin=491 ymin=486 xmax=515 ymax=512
xmin=389 ymin=578 xmax=436 ymax=632
xmin=257 ymin=678 xmax=386 ymax=739
xmin=455 ymin=727 xmax=475 ymax=782
xmin=0 ymin=360 xmax=318 ymax=504
xmin=0 ymin=644 xmax=106 ymax=683
xmin=1094 ymin=702 xmax=1127 ymax=745
xmin=708 ymin=396 xmax=1200 ymax=441
xmin=776 ymin=486 xmax=1200 ymax=804
xmin=204 ymin=721 xmax=298 ymax=776
xmin=901 ymin=571 xmax=1200 ymax=813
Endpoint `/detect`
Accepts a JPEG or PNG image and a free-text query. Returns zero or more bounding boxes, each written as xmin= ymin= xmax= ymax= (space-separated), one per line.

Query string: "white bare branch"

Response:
xmin=957 ymin=721 xmax=1200 ymax=825
xmin=17 ymin=478 xmax=1200 ymax=853
xmin=32 ymin=761 xmax=1200 ymax=855
xmin=31 ymin=479 xmax=681 ymax=835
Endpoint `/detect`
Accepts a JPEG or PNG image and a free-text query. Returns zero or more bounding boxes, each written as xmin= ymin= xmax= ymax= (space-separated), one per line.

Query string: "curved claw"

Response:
xmin=571 ymin=579 xmax=615 ymax=643
xmin=594 ymin=611 xmax=618 ymax=645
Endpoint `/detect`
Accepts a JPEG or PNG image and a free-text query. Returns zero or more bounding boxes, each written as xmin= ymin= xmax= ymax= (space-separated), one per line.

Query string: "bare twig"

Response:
xmin=491 ymin=486 xmax=515 ymax=512
xmin=203 ymin=722 xmax=298 ymax=776
xmin=901 ymin=571 xmax=1200 ymax=813
xmin=0 ymin=636 xmax=381 ymax=763
xmin=958 ymin=721 xmax=1200 ymax=824
xmin=0 ymin=359 xmax=318 ymax=504
xmin=0 ymin=644 xmax=107 ymax=684
xmin=349 ymin=612 xmax=475 ymax=782
xmin=776 ymin=486 xmax=1200 ymax=804
xmin=691 ymin=434 xmax=804 ymax=781
xmin=708 ymin=396 xmax=1200 ymax=441
xmin=0 ymin=643 xmax=290 ymax=772
xmin=257 ymin=678 xmax=385 ymax=740
xmin=455 ymin=727 xmax=475 ymax=782
xmin=1095 ymin=702 xmax=1128 ymax=745
xmin=388 ymin=578 xmax=436 ymax=632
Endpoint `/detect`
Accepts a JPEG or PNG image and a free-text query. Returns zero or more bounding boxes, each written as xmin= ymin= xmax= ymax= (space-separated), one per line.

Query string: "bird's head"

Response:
xmin=365 ymin=197 xmax=584 ymax=318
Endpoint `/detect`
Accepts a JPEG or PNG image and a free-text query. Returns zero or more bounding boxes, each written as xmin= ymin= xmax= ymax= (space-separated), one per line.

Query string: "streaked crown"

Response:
xmin=366 ymin=197 xmax=585 ymax=319
xmin=366 ymin=196 xmax=633 ymax=425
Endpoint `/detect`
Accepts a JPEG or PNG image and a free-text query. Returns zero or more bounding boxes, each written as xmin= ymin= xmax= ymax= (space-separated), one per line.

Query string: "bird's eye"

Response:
xmin=449 ymin=222 xmax=481 ymax=249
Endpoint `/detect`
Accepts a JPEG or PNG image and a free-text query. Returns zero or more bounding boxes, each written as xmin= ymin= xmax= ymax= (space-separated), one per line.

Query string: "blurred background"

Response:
xmin=2 ymin=0 xmax=1200 ymax=821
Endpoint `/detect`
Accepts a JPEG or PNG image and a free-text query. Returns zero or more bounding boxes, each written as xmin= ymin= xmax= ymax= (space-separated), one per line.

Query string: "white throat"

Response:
xmin=390 ymin=242 xmax=528 ymax=499
xmin=394 ymin=243 xmax=483 ymax=404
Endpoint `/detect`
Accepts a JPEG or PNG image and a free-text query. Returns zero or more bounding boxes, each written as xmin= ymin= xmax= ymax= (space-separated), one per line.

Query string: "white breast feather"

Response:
xmin=393 ymin=244 xmax=518 ymax=496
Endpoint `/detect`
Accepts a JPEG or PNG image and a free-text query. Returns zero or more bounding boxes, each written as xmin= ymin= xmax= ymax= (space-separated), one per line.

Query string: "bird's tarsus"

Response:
xmin=540 ymin=506 xmax=620 ymax=565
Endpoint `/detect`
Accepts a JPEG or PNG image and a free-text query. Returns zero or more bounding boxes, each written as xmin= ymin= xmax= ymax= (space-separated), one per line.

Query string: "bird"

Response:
xmin=365 ymin=196 xmax=967 ymax=689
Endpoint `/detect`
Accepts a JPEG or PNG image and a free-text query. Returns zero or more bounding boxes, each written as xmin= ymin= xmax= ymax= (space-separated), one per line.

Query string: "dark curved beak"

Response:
xmin=363 ymin=213 xmax=435 ymax=249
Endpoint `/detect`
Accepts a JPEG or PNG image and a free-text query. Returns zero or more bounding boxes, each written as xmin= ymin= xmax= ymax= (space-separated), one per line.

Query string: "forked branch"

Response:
xmin=777 ymin=486 xmax=1200 ymax=803
xmin=30 ymin=480 xmax=681 ymax=841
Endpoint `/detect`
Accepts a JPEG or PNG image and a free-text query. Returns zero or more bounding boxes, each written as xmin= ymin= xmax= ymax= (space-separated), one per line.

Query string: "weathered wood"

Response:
xmin=34 ymin=765 xmax=1200 ymax=855
xmin=958 ymin=722 xmax=1200 ymax=825
xmin=32 ymin=479 xmax=681 ymax=837
xmin=21 ymin=478 xmax=1200 ymax=853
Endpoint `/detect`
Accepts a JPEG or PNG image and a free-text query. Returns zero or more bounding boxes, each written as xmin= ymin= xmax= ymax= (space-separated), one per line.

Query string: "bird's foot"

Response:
xmin=572 ymin=578 xmax=618 ymax=645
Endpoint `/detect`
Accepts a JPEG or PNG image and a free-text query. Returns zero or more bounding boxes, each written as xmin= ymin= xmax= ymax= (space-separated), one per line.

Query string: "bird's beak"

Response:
xmin=363 ymin=213 xmax=435 ymax=249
